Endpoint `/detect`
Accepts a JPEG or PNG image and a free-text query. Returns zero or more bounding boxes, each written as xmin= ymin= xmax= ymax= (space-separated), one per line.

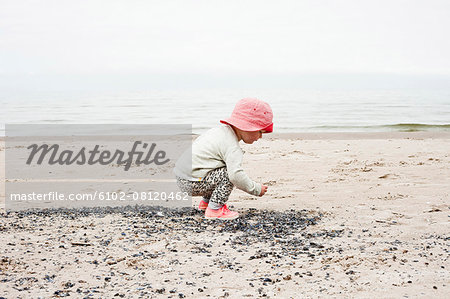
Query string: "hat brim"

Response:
xmin=261 ymin=123 xmax=273 ymax=133
xmin=220 ymin=119 xmax=273 ymax=133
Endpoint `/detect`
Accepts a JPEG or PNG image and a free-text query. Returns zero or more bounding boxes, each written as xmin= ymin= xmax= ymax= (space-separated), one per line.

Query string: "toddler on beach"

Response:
xmin=174 ymin=98 xmax=273 ymax=220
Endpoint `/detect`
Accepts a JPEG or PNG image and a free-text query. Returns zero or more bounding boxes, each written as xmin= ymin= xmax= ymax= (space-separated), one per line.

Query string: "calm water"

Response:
xmin=1 ymin=88 xmax=449 ymax=135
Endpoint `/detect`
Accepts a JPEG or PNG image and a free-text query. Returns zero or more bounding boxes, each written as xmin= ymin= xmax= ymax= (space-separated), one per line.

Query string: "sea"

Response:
xmin=1 ymin=88 xmax=449 ymax=135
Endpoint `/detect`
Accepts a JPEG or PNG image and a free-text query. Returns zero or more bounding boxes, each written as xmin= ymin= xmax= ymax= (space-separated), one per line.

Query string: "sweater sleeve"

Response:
xmin=222 ymin=145 xmax=262 ymax=196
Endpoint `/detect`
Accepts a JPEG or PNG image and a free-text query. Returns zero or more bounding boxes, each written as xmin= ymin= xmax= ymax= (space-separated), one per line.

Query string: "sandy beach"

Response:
xmin=0 ymin=132 xmax=449 ymax=298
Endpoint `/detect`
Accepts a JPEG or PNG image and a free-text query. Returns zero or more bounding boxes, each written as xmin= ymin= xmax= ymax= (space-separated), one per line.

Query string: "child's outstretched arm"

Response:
xmin=222 ymin=146 xmax=262 ymax=196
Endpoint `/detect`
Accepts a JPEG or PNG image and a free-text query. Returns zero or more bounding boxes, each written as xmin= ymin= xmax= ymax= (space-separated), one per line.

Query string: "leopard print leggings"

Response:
xmin=176 ymin=167 xmax=234 ymax=206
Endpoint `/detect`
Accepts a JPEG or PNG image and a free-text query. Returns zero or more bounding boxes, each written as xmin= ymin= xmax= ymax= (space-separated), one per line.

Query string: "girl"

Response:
xmin=174 ymin=98 xmax=273 ymax=219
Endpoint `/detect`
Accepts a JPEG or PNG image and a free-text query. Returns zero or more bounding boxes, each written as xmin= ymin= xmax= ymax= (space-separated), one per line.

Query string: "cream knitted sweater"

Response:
xmin=174 ymin=125 xmax=262 ymax=196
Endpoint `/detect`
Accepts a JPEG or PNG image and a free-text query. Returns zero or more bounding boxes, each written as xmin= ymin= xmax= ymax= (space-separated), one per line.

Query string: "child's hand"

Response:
xmin=259 ymin=184 xmax=268 ymax=196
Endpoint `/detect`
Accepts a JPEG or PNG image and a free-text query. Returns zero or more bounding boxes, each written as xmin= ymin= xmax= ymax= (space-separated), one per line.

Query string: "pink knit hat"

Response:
xmin=220 ymin=98 xmax=273 ymax=133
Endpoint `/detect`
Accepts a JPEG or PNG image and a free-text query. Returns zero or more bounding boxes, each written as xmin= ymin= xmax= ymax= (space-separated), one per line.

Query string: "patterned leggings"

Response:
xmin=176 ymin=167 xmax=234 ymax=206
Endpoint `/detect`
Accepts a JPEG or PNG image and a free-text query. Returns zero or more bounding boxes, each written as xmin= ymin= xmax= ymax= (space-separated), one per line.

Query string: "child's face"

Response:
xmin=240 ymin=130 xmax=263 ymax=144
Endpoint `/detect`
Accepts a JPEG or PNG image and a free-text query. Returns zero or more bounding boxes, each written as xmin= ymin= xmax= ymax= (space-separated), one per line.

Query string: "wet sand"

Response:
xmin=0 ymin=132 xmax=449 ymax=298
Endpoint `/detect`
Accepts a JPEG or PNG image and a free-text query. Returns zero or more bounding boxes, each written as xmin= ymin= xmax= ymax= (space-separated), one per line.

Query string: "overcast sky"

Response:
xmin=1 ymin=0 xmax=449 ymax=90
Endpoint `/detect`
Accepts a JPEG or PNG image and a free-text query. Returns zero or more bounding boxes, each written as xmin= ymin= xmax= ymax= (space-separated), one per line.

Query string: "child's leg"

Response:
xmin=176 ymin=177 xmax=211 ymax=210
xmin=176 ymin=177 xmax=193 ymax=195
xmin=199 ymin=167 xmax=234 ymax=209
xmin=176 ymin=167 xmax=234 ymax=208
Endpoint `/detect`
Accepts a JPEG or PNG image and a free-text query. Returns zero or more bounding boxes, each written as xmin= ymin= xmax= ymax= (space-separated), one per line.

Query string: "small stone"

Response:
xmin=53 ymin=290 xmax=70 ymax=297
xmin=155 ymin=288 xmax=165 ymax=294
xmin=63 ymin=282 xmax=75 ymax=288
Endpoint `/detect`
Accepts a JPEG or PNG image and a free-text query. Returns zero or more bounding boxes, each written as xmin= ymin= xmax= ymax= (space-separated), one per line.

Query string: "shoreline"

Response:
xmin=2 ymin=131 xmax=450 ymax=142
xmin=270 ymin=131 xmax=450 ymax=140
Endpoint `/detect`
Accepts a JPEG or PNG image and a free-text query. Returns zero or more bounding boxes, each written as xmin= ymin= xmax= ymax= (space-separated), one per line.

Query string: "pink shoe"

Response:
xmin=198 ymin=200 xmax=209 ymax=211
xmin=205 ymin=204 xmax=239 ymax=220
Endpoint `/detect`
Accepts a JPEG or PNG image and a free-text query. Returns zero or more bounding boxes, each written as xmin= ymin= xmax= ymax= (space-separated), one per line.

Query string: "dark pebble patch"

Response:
xmin=1 ymin=205 xmax=347 ymax=296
